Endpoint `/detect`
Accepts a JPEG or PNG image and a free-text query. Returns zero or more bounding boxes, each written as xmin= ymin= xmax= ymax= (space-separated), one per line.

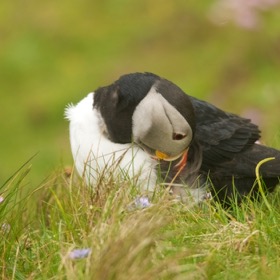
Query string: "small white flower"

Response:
xmin=0 ymin=196 xmax=4 ymax=203
xmin=1 ymin=223 xmax=11 ymax=234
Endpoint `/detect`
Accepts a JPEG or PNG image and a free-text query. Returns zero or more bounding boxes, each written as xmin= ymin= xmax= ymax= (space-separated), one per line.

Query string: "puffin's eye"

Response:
xmin=172 ymin=133 xmax=186 ymax=141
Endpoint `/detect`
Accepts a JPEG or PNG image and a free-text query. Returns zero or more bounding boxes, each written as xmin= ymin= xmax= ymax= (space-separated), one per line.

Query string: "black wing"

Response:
xmin=188 ymin=96 xmax=280 ymax=204
xmin=189 ymin=96 xmax=261 ymax=171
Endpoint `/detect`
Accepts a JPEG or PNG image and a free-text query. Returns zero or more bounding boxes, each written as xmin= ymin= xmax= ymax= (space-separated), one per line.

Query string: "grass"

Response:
xmin=1 ymin=161 xmax=280 ymax=279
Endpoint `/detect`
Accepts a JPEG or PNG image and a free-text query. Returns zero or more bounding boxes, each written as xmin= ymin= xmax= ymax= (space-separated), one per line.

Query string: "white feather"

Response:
xmin=65 ymin=93 xmax=157 ymax=191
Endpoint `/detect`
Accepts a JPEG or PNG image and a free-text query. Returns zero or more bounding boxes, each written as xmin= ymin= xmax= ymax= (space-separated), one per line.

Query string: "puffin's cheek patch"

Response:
xmin=155 ymin=150 xmax=169 ymax=160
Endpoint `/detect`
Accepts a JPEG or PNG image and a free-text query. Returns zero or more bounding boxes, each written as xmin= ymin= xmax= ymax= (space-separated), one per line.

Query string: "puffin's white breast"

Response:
xmin=65 ymin=93 xmax=157 ymax=191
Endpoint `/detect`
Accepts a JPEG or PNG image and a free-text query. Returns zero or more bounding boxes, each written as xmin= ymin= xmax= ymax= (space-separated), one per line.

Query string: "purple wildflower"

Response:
xmin=134 ymin=196 xmax=151 ymax=209
xmin=68 ymin=248 xmax=91 ymax=259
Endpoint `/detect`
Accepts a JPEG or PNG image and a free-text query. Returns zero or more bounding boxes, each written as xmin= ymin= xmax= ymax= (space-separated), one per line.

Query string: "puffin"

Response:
xmin=65 ymin=72 xmax=280 ymax=206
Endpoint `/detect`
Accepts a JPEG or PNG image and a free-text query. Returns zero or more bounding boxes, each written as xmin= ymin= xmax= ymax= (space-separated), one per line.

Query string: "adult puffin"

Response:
xmin=65 ymin=72 xmax=280 ymax=205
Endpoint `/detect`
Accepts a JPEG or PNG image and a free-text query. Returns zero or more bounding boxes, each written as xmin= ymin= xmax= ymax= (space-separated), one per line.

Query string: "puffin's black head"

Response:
xmin=94 ymin=72 xmax=159 ymax=143
xmin=94 ymin=72 xmax=196 ymax=160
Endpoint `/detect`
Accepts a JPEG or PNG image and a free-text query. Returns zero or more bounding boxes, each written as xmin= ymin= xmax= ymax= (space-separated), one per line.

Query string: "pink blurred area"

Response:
xmin=210 ymin=0 xmax=280 ymax=29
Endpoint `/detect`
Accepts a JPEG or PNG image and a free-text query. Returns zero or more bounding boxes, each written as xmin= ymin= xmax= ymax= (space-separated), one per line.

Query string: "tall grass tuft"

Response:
xmin=1 ymin=161 xmax=280 ymax=279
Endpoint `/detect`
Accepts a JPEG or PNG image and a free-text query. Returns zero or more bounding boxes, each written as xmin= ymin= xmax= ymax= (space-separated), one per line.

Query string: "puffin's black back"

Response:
xmin=190 ymin=96 xmax=261 ymax=168
xmin=189 ymin=96 xmax=280 ymax=205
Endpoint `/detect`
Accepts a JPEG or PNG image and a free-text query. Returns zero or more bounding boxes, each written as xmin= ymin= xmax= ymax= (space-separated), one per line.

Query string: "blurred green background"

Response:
xmin=1 ymin=1 xmax=280 ymax=185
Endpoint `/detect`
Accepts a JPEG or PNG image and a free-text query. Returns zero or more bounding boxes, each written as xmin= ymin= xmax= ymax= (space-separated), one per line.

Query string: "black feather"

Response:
xmin=188 ymin=96 xmax=280 ymax=205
